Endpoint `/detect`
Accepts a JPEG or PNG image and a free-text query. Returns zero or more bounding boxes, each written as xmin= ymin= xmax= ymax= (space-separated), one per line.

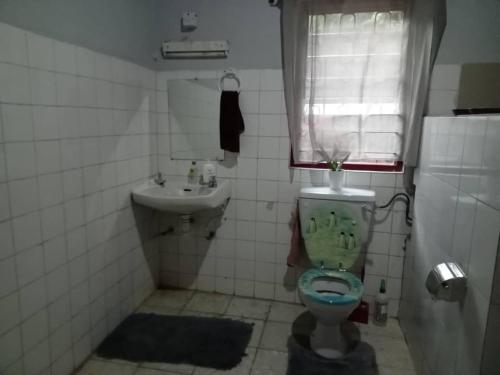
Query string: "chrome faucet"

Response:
xmin=199 ymin=174 xmax=217 ymax=188
xmin=208 ymin=175 xmax=217 ymax=188
xmin=154 ymin=172 xmax=166 ymax=186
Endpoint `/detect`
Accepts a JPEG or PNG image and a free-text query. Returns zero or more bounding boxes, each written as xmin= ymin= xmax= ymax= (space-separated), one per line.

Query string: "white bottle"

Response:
xmin=374 ymin=279 xmax=388 ymax=325
xmin=203 ymin=162 xmax=216 ymax=184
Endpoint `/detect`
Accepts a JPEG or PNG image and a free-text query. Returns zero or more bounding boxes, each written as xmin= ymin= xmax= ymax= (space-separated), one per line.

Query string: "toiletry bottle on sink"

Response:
xmin=188 ymin=161 xmax=198 ymax=184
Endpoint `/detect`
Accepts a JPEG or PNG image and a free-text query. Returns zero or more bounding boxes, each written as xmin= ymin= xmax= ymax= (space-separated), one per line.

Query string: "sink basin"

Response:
xmin=132 ymin=180 xmax=232 ymax=214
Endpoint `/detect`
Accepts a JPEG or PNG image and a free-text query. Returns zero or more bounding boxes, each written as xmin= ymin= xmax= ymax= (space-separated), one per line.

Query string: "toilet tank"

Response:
xmin=298 ymin=187 xmax=376 ymax=270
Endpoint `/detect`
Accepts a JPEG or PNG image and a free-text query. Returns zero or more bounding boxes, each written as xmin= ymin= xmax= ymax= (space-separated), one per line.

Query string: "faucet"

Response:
xmin=154 ymin=172 xmax=166 ymax=186
xmin=199 ymin=174 xmax=217 ymax=188
xmin=208 ymin=175 xmax=217 ymax=188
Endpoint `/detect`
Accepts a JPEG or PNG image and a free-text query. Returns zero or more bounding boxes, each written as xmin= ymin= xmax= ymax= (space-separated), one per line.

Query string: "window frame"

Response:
xmin=290 ymin=5 xmax=407 ymax=173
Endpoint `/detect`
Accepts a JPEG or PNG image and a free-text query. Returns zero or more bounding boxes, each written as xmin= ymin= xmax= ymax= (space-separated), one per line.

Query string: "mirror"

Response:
xmin=168 ymin=79 xmax=224 ymax=160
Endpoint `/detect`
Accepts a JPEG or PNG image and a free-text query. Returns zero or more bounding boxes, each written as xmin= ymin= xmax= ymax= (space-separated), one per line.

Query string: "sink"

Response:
xmin=132 ymin=180 xmax=232 ymax=214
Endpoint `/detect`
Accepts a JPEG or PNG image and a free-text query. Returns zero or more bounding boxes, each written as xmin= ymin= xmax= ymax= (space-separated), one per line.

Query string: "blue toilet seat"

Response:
xmin=299 ymin=268 xmax=363 ymax=305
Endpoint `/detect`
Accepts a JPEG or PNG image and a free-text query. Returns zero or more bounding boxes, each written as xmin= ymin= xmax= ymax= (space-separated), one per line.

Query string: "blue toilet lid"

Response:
xmin=299 ymin=268 xmax=363 ymax=305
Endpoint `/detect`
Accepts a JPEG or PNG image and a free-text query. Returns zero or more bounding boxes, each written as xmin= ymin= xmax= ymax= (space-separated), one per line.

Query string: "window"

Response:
xmin=292 ymin=4 xmax=407 ymax=171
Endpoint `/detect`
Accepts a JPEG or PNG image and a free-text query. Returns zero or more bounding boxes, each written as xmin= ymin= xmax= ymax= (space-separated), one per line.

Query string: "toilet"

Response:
xmin=298 ymin=186 xmax=376 ymax=359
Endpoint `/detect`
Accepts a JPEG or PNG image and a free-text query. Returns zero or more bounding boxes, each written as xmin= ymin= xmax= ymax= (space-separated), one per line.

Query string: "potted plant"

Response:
xmin=327 ymin=153 xmax=349 ymax=190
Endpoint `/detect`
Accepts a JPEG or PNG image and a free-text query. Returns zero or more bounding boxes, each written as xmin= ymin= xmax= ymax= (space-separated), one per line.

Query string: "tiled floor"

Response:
xmin=74 ymin=290 xmax=416 ymax=375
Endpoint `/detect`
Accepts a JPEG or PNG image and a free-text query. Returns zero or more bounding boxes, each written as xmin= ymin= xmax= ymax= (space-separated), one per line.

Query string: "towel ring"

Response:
xmin=219 ymin=72 xmax=241 ymax=92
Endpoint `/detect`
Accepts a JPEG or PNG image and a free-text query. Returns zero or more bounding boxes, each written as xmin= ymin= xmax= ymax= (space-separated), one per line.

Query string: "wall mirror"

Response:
xmin=168 ymin=79 xmax=224 ymax=160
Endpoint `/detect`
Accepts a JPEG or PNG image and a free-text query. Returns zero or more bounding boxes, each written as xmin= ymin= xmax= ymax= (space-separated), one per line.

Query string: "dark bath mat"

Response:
xmin=287 ymin=336 xmax=379 ymax=375
xmin=96 ymin=313 xmax=253 ymax=370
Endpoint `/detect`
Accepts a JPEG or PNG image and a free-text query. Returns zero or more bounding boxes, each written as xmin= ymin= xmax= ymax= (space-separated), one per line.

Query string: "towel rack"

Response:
xmin=219 ymin=72 xmax=241 ymax=92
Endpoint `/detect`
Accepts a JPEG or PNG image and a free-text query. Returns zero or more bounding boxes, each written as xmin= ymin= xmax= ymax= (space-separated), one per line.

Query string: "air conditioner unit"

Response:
xmin=161 ymin=40 xmax=229 ymax=59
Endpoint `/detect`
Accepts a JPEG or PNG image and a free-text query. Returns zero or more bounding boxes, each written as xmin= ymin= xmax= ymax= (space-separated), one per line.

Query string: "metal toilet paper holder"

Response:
xmin=425 ymin=262 xmax=467 ymax=302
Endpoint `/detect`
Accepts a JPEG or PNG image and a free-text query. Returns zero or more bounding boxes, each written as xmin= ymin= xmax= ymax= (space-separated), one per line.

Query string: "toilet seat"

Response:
xmin=299 ymin=268 xmax=363 ymax=305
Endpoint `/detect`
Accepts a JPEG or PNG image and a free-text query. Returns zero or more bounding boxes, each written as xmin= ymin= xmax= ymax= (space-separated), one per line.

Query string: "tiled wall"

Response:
xmin=400 ymin=115 xmax=500 ymax=375
xmin=155 ymin=69 xmax=412 ymax=318
xmin=0 ymin=23 xmax=161 ymax=374
xmin=427 ymin=64 xmax=461 ymax=116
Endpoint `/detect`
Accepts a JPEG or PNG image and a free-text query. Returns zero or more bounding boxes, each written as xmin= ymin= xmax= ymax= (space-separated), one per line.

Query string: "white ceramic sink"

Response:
xmin=132 ymin=180 xmax=231 ymax=214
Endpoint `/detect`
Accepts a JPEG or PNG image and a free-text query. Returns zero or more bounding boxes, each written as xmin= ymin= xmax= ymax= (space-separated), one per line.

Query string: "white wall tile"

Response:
xmin=27 ymin=33 xmax=54 ymax=70
xmin=16 ymin=246 xmax=44 ymax=286
xmin=8 ymin=178 xmax=39 ymax=217
xmin=33 ymin=106 xmax=59 ymax=140
xmin=0 ymin=63 xmax=31 ymax=104
xmin=469 ymin=202 xmax=500 ymax=300
xmin=0 ymin=183 xmax=10 ymax=221
xmin=5 ymin=142 xmax=37 ymax=179
xmin=0 ymin=221 xmax=15 ymax=261
xmin=0 ymin=327 xmax=23 ymax=371
xmin=0 ymin=292 xmax=20 ymax=336
xmin=0 ymin=23 xmax=28 ymax=65
xmin=19 ymin=277 xmax=46 ymax=319
xmin=30 ymin=69 xmax=57 ymax=105
xmin=1 ymin=104 xmax=34 ymax=141
xmin=54 ymin=41 xmax=77 ymax=74
xmin=12 ymin=211 xmax=41 ymax=252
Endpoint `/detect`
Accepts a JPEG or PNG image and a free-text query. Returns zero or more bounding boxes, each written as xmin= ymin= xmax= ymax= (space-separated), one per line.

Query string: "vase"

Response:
xmin=329 ymin=170 xmax=345 ymax=191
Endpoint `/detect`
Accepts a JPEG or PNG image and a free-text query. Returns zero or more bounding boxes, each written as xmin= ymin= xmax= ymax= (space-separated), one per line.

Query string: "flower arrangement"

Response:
xmin=328 ymin=159 xmax=343 ymax=172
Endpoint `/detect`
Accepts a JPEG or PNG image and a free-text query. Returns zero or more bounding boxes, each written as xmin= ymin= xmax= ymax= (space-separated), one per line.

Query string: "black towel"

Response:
xmin=220 ymin=91 xmax=245 ymax=153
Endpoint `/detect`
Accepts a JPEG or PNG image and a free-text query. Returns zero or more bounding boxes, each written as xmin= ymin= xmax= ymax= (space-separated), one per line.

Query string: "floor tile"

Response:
xmin=141 ymin=361 xmax=194 ymax=375
xmin=76 ymin=359 xmax=137 ymax=375
xmin=134 ymin=368 xmax=179 ymax=375
xmin=180 ymin=310 xmax=220 ymax=318
xmin=144 ymin=289 xmax=194 ymax=309
xmin=185 ymin=292 xmax=231 ymax=314
xmin=363 ymin=335 xmax=413 ymax=370
xmin=259 ymin=322 xmax=291 ymax=352
xmin=378 ymin=366 xmax=417 ymax=375
xmin=136 ymin=305 xmax=182 ymax=316
xmin=193 ymin=348 xmax=256 ymax=375
xmin=250 ymin=349 xmax=289 ymax=375
xmin=226 ymin=297 xmax=271 ymax=320
xmin=359 ymin=318 xmax=405 ymax=340
xmin=267 ymin=302 xmax=306 ymax=324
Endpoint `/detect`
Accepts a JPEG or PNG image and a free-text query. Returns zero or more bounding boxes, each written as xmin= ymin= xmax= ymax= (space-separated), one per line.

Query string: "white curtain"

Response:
xmin=281 ymin=0 xmax=446 ymax=166
xmin=402 ymin=0 xmax=446 ymax=167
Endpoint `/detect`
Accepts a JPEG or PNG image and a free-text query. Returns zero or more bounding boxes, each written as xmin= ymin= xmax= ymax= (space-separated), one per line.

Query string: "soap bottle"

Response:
xmin=187 ymin=161 xmax=198 ymax=184
xmin=374 ymin=279 xmax=388 ymax=325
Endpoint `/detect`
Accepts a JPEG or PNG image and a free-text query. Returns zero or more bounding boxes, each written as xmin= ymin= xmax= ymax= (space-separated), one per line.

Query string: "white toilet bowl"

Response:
xmin=299 ymin=268 xmax=363 ymax=359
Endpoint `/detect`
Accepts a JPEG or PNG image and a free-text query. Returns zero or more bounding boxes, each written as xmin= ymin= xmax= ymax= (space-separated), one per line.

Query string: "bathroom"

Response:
xmin=1 ymin=0 xmax=500 ymax=374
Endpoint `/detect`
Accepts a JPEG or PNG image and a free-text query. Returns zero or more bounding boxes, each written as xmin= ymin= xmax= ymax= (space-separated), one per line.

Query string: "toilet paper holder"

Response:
xmin=425 ymin=262 xmax=467 ymax=302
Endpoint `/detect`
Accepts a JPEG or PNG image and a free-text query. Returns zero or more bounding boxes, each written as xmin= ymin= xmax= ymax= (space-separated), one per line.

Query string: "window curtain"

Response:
xmin=281 ymin=0 xmax=446 ymax=166
xmin=402 ymin=0 xmax=446 ymax=167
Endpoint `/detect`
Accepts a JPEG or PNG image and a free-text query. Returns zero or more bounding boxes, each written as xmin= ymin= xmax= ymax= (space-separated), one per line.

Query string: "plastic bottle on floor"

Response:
xmin=374 ymin=279 xmax=388 ymax=325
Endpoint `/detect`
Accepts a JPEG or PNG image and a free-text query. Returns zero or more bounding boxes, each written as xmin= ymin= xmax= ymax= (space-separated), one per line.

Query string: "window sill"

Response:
xmin=290 ymin=160 xmax=404 ymax=173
